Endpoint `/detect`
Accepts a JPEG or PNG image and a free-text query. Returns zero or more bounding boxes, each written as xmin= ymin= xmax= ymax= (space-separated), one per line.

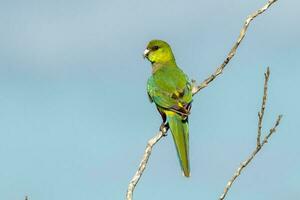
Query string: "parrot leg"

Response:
xmin=157 ymin=106 xmax=169 ymax=136
xmin=160 ymin=122 xmax=169 ymax=136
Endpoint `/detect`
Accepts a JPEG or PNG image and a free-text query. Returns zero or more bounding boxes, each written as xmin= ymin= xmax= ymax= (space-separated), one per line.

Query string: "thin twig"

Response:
xmin=192 ymin=0 xmax=278 ymax=95
xmin=261 ymin=115 xmax=282 ymax=146
xmin=126 ymin=128 xmax=167 ymax=200
xmin=257 ymin=68 xmax=270 ymax=146
xmin=219 ymin=68 xmax=282 ymax=200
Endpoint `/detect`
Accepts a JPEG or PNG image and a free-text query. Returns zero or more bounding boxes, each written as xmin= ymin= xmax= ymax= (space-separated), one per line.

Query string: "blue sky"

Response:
xmin=0 ymin=0 xmax=299 ymax=199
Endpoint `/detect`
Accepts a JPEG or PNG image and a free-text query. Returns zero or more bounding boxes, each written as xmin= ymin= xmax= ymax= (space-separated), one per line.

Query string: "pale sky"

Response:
xmin=0 ymin=0 xmax=299 ymax=199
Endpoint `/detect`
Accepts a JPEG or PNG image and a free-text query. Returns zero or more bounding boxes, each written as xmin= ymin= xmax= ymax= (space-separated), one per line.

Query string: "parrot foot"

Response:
xmin=160 ymin=123 xmax=169 ymax=136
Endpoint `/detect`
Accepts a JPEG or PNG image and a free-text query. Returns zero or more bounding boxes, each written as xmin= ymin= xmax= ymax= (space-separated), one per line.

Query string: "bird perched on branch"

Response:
xmin=144 ymin=40 xmax=193 ymax=177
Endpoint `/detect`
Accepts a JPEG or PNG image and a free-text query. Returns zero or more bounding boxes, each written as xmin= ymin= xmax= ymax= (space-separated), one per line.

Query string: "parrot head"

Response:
xmin=143 ymin=40 xmax=175 ymax=65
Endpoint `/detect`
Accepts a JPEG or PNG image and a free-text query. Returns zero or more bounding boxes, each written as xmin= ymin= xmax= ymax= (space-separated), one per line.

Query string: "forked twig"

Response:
xmin=219 ymin=68 xmax=282 ymax=200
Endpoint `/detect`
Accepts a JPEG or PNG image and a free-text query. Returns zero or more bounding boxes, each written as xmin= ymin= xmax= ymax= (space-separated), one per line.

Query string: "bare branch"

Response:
xmin=219 ymin=68 xmax=282 ymax=200
xmin=126 ymin=128 xmax=167 ymax=200
xmin=192 ymin=0 xmax=278 ymax=95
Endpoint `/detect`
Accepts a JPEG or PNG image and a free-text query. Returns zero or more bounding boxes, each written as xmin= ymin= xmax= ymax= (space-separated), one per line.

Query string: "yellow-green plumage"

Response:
xmin=144 ymin=40 xmax=192 ymax=177
xmin=167 ymin=111 xmax=190 ymax=177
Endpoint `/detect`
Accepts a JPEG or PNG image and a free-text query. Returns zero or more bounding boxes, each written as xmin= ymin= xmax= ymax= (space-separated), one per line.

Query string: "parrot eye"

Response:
xmin=151 ymin=46 xmax=159 ymax=51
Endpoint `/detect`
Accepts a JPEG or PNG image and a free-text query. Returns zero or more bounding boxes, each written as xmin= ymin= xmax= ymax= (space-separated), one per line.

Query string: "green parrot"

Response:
xmin=144 ymin=40 xmax=193 ymax=177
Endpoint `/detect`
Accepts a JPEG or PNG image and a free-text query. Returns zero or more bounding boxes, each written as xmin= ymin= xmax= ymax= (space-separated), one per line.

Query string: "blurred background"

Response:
xmin=0 ymin=0 xmax=299 ymax=199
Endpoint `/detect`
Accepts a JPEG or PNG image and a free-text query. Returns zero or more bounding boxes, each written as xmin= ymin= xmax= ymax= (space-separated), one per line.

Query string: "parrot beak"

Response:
xmin=143 ymin=49 xmax=150 ymax=59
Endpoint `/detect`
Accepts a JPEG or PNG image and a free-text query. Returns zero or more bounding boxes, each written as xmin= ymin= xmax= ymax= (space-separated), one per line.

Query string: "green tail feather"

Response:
xmin=167 ymin=112 xmax=190 ymax=177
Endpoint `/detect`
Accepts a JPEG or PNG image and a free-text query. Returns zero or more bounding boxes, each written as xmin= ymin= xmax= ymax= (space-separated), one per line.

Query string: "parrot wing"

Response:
xmin=147 ymin=76 xmax=192 ymax=116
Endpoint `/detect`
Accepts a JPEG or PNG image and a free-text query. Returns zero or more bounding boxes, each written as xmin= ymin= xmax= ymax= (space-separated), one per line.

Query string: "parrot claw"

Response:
xmin=160 ymin=123 xmax=169 ymax=136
